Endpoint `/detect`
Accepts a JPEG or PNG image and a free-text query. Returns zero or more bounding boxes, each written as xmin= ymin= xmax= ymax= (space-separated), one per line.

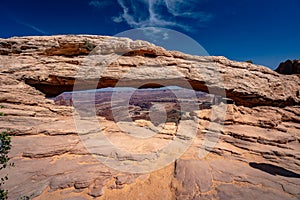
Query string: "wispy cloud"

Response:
xmin=164 ymin=0 xmax=212 ymax=20
xmin=141 ymin=26 xmax=170 ymax=42
xmin=15 ymin=20 xmax=47 ymax=35
xmin=112 ymin=15 xmax=123 ymax=23
xmin=113 ymin=0 xmax=213 ymax=31
xmin=89 ymin=0 xmax=112 ymax=9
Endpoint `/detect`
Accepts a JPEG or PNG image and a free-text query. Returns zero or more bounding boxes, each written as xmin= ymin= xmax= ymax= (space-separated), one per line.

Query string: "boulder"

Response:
xmin=275 ymin=59 xmax=300 ymax=75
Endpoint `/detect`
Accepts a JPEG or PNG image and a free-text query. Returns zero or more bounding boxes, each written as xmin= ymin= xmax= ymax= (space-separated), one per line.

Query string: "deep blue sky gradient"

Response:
xmin=1 ymin=0 xmax=299 ymax=69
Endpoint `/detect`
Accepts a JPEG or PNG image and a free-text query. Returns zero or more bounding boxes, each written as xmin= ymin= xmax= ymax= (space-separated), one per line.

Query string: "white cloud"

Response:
xmin=89 ymin=0 xmax=112 ymax=9
xmin=112 ymin=15 xmax=124 ymax=23
xmin=115 ymin=0 xmax=185 ymax=28
xmin=113 ymin=0 xmax=213 ymax=31
xmin=162 ymin=32 xmax=169 ymax=40
xmin=141 ymin=27 xmax=170 ymax=41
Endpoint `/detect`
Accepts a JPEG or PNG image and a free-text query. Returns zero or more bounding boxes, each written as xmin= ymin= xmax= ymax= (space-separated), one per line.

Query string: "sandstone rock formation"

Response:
xmin=0 ymin=35 xmax=299 ymax=199
xmin=275 ymin=59 xmax=300 ymax=75
xmin=0 ymin=35 xmax=299 ymax=107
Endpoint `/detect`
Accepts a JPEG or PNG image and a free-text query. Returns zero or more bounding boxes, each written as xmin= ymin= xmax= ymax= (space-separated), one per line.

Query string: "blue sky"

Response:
xmin=1 ymin=0 xmax=299 ymax=69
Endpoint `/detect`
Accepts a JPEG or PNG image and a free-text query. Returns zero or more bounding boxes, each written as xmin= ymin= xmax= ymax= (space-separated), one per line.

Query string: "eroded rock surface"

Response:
xmin=0 ymin=35 xmax=299 ymax=199
xmin=0 ymin=35 xmax=299 ymax=107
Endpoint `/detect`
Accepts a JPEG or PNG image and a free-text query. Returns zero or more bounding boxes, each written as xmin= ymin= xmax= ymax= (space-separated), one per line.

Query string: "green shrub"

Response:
xmin=0 ymin=130 xmax=13 ymax=199
xmin=0 ymin=105 xmax=4 ymax=116
xmin=84 ymin=40 xmax=96 ymax=51
xmin=19 ymin=196 xmax=30 ymax=200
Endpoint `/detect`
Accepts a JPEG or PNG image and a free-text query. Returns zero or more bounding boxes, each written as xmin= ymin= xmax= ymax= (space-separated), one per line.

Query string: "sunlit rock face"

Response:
xmin=0 ymin=35 xmax=299 ymax=107
xmin=0 ymin=35 xmax=299 ymax=199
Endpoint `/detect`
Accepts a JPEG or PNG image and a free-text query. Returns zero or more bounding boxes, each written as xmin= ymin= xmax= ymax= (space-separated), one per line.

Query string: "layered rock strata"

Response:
xmin=0 ymin=35 xmax=299 ymax=199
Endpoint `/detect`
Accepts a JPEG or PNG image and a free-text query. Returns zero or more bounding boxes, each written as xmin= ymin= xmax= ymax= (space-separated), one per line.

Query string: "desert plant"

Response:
xmin=245 ymin=60 xmax=253 ymax=64
xmin=18 ymin=196 xmax=30 ymax=200
xmin=0 ymin=130 xmax=13 ymax=199
xmin=0 ymin=106 xmax=4 ymax=116
xmin=84 ymin=40 xmax=96 ymax=51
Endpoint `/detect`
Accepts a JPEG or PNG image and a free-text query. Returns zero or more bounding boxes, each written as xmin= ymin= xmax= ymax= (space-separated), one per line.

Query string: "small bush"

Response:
xmin=84 ymin=40 xmax=96 ymax=51
xmin=0 ymin=130 xmax=13 ymax=199
xmin=19 ymin=196 xmax=30 ymax=200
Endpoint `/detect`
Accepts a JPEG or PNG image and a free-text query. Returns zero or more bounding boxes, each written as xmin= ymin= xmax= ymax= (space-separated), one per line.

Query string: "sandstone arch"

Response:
xmin=0 ymin=35 xmax=299 ymax=107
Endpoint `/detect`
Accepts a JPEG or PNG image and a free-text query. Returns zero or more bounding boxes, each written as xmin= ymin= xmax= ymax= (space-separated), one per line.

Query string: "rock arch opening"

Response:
xmin=50 ymin=86 xmax=234 ymax=124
